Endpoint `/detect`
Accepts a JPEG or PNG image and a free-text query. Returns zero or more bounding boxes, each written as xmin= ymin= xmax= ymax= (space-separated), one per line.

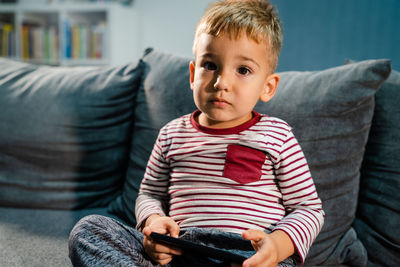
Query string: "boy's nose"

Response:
xmin=213 ymin=73 xmax=230 ymax=91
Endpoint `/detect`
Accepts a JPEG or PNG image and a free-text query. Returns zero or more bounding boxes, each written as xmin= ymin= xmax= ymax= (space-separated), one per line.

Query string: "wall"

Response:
xmin=127 ymin=0 xmax=400 ymax=72
xmin=273 ymin=0 xmax=400 ymax=71
xmin=130 ymin=0 xmax=212 ymax=61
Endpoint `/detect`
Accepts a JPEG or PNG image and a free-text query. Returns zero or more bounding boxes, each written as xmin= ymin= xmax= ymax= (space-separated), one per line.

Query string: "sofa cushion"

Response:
xmin=353 ymin=69 xmax=400 ymax=266
xmin=0 ymin=206 xmax=116 ymax=267
xmin=0 ymin=58 xmax=142 ymax=209
xmin=257 ymin=60 xmax=390 ymax=266
xmin=108 ymin=48 xmax=391 ymax=265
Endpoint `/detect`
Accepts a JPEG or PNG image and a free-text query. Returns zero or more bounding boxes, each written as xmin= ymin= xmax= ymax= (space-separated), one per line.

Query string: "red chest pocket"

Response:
xmin=223 ymin=144 xmax=266 ymax=184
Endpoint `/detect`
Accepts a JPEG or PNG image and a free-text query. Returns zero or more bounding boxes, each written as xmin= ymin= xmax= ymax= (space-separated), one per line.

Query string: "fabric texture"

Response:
xmin=135 ymin=112 xmax=324 ymax=262
xmin=69 ymin=215 xmax=295 ymax=267
xmin=353 ymin=69 xmax=400 ymax=266
xmin=108 ymin=48 xmax=391 ymax=265
xmin=0 ymin=58 xmax=142 ymax=209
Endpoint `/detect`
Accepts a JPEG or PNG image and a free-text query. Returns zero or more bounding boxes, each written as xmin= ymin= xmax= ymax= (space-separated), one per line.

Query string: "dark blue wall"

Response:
xmin=271 ymin=0 xmax=400 ymax=72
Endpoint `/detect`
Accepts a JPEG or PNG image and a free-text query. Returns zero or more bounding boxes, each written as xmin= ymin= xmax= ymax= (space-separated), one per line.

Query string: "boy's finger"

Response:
xmin=242 ymin=229 xmax=264 ymax=242
xmin=155 ymin=254 xmax=174 ymax=266
xmin=154 ymin=243 xmax=182 ymax=255
xmin=146 ymin=236 xmax=182 ymax=255
xmin=243 ymin=252 xmax=270 ymax=267
xmin=143 ymin=226 xmax=152 ymax=237
xmin=150 ymin=252 xmax=174 ymax=265
xmin=164 ymin=221 xmax=180 ymax=238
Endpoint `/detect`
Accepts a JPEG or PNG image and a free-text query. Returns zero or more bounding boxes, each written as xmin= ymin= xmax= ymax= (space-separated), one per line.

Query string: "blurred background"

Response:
xmin=0 ymin=0 xmax=399 ymax=71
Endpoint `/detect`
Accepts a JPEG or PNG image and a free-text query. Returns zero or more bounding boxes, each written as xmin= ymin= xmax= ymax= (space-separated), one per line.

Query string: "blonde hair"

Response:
xmin=193 ymin=0 xmax=283 ymax=72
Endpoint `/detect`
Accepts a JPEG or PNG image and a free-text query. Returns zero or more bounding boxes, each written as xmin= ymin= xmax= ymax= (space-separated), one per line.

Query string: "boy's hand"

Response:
xmin=241 ymin=229 xmax=279 ymax=267
xmin=240 ymin=229 xmax=294 ymax=267
xmin=142 ymin=215 xmax=182 ymax=265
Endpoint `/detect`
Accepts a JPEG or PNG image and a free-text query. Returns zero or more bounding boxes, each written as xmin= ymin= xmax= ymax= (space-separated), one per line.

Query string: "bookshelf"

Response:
xmin=0 ymin=1 xmax=134 ymax=66
xmin=0 ymin=10 xmax=16 ymax=59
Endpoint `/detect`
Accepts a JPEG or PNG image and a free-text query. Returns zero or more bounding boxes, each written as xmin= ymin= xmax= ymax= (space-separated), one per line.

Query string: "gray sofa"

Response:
xmin=0 ymin=48 xmax=399 ymax=267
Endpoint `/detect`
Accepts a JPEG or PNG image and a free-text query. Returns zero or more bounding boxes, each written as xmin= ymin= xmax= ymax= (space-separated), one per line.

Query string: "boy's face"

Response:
xmin=190 ymin=33 xmax=279 ymax=129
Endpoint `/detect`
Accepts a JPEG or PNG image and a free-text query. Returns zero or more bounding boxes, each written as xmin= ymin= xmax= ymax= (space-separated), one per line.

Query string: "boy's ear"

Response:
xmin=189 ymin=61 xmax=195 ymax=90
xmin=260 ymin=73 xmax=279 ymax=102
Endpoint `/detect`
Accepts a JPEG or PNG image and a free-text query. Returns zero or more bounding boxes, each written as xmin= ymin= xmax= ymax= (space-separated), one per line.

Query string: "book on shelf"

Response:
xmin=64 ymin=19 xmax=106 ymax=60
xmin=64 ymin=19 xmax=71 ymax=59
xmin=21 ymin=22 xmax=59 ymax=63
xmin=0 ymin=22 xmax=15 ymax=57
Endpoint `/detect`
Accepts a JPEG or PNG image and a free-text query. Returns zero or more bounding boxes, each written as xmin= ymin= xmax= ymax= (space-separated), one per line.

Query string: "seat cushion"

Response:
xmin=0 ymin=207 xmax=122 ymax=267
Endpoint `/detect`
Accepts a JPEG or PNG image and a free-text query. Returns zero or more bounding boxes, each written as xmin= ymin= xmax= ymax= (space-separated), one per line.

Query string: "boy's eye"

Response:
xmin=238 ymin=66 xmax=251 ymax=75
xmin=204 ymin=62 xmax=217 ymax=71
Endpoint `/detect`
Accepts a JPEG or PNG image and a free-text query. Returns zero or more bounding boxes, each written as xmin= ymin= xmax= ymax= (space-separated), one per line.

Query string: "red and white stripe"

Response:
xmin=136 ymin=111 xmax=324 ymax=262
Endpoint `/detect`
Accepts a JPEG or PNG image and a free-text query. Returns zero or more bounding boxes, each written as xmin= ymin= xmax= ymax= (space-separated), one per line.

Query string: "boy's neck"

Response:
xmin=197 ymin=112 xmax=254 ymax=129
xmin=191 ymin=110 xmax=261 ymax=135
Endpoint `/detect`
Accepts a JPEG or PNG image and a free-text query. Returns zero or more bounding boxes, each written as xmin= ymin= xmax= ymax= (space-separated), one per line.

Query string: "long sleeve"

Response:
xmin=272 ymin=130 xmax=325 ymax=263
xmin=135 ymin=130 xmax=170 ymax=229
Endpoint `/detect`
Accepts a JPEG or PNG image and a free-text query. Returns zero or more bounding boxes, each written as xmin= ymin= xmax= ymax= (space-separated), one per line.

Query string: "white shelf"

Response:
xmin=0 ymin=1 xmax=134 ymax=66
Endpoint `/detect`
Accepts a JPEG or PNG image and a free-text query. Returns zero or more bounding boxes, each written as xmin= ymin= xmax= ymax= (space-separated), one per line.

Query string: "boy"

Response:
xmin=69 ymin=1 xmax=324 ymax=266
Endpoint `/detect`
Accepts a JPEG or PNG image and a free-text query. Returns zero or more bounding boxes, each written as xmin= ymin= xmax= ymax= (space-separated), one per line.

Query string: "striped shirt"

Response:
xmin=136 ymin=110 xmax=325 ymax=262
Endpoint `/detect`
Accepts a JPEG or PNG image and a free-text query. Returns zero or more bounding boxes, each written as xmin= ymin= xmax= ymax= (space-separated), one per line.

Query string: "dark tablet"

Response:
xmin=150 ymin=232 xmax=248 ymax=263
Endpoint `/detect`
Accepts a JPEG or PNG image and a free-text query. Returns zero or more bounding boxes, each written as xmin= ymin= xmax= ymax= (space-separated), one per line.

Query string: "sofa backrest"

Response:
xmin=0 ymin=58 xmax=142 ymax=209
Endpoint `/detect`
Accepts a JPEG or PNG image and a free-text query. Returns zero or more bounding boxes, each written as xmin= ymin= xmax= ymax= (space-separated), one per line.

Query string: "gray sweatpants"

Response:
xmin=68 ymin=215 xmax=296 ymax=267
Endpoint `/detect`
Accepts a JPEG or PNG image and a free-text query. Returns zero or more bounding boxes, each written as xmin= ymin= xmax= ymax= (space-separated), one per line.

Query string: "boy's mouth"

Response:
xmin=210 ymin=97 xmax=230 ymax=106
